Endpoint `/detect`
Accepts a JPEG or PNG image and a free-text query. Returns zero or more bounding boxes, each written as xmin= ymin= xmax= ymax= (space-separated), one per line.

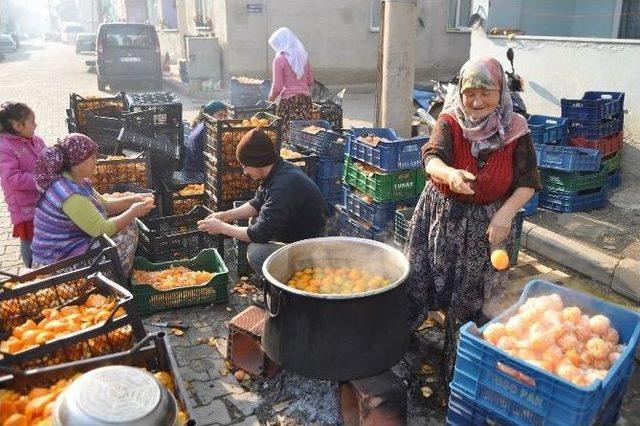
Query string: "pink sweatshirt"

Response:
xmin=0 ymin=132 xmax=46 ymax=225
xmin=269 ymin=54 xmax=313 ymax=100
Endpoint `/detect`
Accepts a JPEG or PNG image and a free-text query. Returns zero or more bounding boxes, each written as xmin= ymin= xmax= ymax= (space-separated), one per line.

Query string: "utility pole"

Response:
xmin=376 ymin=0 xmax=417 ymax=137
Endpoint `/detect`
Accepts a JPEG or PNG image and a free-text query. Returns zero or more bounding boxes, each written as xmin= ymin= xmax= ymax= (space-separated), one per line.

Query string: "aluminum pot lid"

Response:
xmin=56 ymin=365 xmax=163 ymax=424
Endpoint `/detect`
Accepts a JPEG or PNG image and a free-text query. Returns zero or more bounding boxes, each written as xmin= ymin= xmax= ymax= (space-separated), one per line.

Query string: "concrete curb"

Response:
xmin=522 ymin=221 xmax=640 ymax=302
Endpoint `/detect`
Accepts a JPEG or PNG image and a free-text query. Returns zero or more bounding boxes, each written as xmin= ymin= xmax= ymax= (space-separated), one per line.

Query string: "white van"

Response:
xmin=61 ymin=23 xmax=84 ymax=44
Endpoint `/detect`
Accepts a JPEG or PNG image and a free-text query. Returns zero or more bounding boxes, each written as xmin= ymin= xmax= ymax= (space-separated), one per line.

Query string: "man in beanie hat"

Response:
xmin=198 ymin=127 xmax=327 ymax=273
xmin=174 ymin=100 xmax=228 ymax=185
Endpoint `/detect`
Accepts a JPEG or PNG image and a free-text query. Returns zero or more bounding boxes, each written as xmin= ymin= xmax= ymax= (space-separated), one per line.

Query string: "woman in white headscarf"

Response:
xmin=268 ymin=27 xmax=314 ymax=140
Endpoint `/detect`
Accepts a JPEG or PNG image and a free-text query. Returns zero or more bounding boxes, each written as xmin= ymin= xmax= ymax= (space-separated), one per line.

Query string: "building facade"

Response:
xmin=155 ymin=0 xmax=470 ymax=85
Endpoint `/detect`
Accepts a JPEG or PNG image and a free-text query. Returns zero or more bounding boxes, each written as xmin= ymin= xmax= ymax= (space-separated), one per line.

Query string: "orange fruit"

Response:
xmin=21 ymin=329 xmax=40 ymax=346
xmin=4 ymin=413 xmax=27 ymax=426
xmin=35 ymin=331 xmax=56 ymax=345
xmin=27 ymin=388 xmax=49 ymax=400
xmin=490 ymin=249 xmax=510 ymax=270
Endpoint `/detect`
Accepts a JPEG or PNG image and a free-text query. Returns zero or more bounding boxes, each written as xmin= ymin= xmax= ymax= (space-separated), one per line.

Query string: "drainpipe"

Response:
xmin=376 ymin=0 xmax=417 ymax=137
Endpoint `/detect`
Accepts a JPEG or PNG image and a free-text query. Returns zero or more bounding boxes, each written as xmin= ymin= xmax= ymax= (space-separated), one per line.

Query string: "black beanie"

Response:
xmin=236 ymin=127 xmax=277 ymax=167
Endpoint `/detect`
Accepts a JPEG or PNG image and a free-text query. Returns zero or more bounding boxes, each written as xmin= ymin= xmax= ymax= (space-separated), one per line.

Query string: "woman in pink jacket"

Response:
xmin=268 ymin=27 xmax=314 ymax=141
xmin=0 ymin=102 xmax=46 ymax=267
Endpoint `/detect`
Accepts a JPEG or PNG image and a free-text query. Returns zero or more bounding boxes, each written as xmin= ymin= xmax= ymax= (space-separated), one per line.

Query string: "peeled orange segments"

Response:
xmin=132 ymin=266 xmax=214 ymax=291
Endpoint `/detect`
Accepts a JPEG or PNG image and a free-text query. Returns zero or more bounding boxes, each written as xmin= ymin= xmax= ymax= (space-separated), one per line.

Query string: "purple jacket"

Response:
xmin=0 ymin=132 xmax=46 ymax=225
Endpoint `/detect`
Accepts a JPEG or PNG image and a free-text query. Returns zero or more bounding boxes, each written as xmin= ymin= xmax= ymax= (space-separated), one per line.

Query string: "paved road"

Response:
xmin=0 ymin=40 xmax=638 ymax=425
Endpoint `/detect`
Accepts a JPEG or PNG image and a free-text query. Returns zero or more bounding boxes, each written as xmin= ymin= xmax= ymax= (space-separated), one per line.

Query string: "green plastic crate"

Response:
xmin=343 ymin=156 xmax=425 ymax=202
xmin=131 ymin=249 xmax=229 ymax=315
xmin=540 ymin=168 xmax=608 ymax=193
xmin=602 ymin=152 xmax=621 ymax=174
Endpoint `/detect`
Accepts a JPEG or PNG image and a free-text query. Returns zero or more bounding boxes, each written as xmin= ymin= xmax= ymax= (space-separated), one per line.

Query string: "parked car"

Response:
xmin=45 ymin=31 xmax=61 ymax=42
xmin=96 ymin=23 xmax=162 ymax=91
xmin=61 ymin=22 xmax=83 ymax=44
xmin=0 ymin=34 xmax=17 ymax=53
xmin=75 ymin=33 xmax=96 ymax=53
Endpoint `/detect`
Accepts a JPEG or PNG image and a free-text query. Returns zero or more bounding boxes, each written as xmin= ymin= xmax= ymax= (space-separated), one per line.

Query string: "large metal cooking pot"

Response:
xmin=262 ymin=237 xmax=410 ymax=381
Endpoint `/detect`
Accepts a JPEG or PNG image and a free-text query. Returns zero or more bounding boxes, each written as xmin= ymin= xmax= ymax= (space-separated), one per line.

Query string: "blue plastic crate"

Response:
xmin=290 ymin=120 xmax=348 ymax=156
xmin=336 ymin=206 xmax=389 ymax=241
xmin=452 ymin=280 xmax=640 ymax=426
xmin=561 ymin=91 xmax=624 ymax=121
xmin=534 ymin=144 xmax=602 ymax=172
xmin=346 ymin=127 xmax=429 ymax=172
xmin=539 ymin=186 xmax=608 ymax=213
xmin=606 ymin=169 xmax=622 ymax=193
xmin=568 ymin=114 xmax=623 ymax=140
xmin=527 ymin=115 xmax=568 ymax=145
xmin=523 ymin=193 xmax=539 ymax=216
xmin=447 ymin=387 xmax=510 ymax=426
xmin=316 ymin=175 xmax=342 ymax=200
xmin=316 ymin=155 xmax=344 ymax=180
xmin=342 ymin=186 xmax=414 ymax=230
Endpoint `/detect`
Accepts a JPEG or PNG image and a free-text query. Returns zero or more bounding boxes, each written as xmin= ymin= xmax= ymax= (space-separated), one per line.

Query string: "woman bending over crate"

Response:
xmin=403 ymin=57 xmax=541 ymax=403
xmin=30 ymin=134 xmax=155 ymax=275
xmin=268 ymin=27 xmax=314 ymax=141
xmin=174 ymin=101 xmax=228 ymax=185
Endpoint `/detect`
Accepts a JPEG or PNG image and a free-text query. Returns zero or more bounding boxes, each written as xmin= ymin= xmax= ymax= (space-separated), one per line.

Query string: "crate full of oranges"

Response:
xmin=131 ymin=249 xmax=229 ymax=315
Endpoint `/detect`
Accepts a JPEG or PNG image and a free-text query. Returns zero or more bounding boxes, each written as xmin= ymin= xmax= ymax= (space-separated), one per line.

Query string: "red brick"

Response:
xmin=340 ymin=371 xmax=407 ymax=426
xmin=227 ymin=306 xmax=279 ymax=379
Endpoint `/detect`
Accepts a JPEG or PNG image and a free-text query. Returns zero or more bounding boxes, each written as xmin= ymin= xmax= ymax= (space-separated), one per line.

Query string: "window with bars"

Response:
xmin=619 ymin=0 xmax=640 ymax=38
xmin=370 ymin=0 xmax=382 ymax=32
xmin=194 ymin=0 xmax=212 ymax=28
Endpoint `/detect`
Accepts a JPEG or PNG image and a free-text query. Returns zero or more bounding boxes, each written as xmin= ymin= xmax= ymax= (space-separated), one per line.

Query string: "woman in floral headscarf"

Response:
xmin=404 ymin=57 xmax=541 ymax=401
xmin=31 ymin=133 xmax=155 ymax=274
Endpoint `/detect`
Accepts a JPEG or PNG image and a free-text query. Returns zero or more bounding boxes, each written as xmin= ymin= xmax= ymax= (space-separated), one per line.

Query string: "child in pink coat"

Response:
xmin=0 ymin=102 xmax=46 ymax=268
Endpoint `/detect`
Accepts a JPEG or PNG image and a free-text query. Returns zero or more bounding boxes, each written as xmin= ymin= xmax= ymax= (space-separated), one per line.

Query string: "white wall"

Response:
xmin=217 ymin=0 xmax=469 ymax=84
xmin=157 ymin=29 xmax=183 ymax=60
xmin=470 ymin=29 xmax=640 ymax=178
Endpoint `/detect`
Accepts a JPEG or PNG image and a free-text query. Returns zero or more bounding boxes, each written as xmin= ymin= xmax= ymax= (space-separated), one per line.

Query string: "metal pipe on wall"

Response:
xmin=377 ymin=0 xmax=417 ymax=137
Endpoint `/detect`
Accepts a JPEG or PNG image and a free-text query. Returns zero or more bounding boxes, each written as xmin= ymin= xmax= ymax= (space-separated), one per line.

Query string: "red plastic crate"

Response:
xmin=569 ymin=132 xmax=622 ymax=157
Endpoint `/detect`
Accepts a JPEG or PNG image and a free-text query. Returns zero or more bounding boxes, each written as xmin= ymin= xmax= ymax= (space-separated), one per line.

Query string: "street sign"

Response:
xmin=247 ymin=4 xmax=263 ymax=13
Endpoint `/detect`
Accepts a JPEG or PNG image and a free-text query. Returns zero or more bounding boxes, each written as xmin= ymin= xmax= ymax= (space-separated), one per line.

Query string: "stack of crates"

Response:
xmin=339 ymin=127 xmax=428 ymax=241
xmin=229 ymin=76 xmax=271 ymax=107
xmin=202 ymin=112 xmax=282 ymax=211
xmin=226 ymin=100 xmax=277 ymax=119
xmin=68 ymin=92 xmax=128 ymax=155
xmin=448 ymin=280 xmax=640 ymax=426
xmin=528 ymin=114 xmax=606 ymax=213
xmin=125 ymin=91 xmax=184 ymax=184
xmin=562 ymin=91 xmax=625 ymax=196
xmin=289 ymin=120 xmax=348 ymax=208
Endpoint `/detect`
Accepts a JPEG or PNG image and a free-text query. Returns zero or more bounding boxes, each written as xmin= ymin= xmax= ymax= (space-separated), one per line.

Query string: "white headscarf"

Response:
xmin=268 ymin=27 xmax=308 ymax=80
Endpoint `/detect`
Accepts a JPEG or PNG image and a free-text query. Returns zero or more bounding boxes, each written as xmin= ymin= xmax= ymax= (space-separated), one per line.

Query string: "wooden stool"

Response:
xmin=340 ymin=370 xmax=407 ymax=426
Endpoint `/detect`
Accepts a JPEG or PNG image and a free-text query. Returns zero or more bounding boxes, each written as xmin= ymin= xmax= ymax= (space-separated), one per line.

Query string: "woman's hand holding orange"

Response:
xmin=447 ymin=169 xmax=476 ymax=195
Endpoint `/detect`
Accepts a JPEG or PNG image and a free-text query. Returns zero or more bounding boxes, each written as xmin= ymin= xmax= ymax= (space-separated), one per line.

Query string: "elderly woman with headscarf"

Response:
xmin=31 ymin=133 xmax=155 ymax=274
xmin=404 ymin=57 xmax=541 ymax=400
xmin=268 ymin=27 xmax=314 ymax=140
